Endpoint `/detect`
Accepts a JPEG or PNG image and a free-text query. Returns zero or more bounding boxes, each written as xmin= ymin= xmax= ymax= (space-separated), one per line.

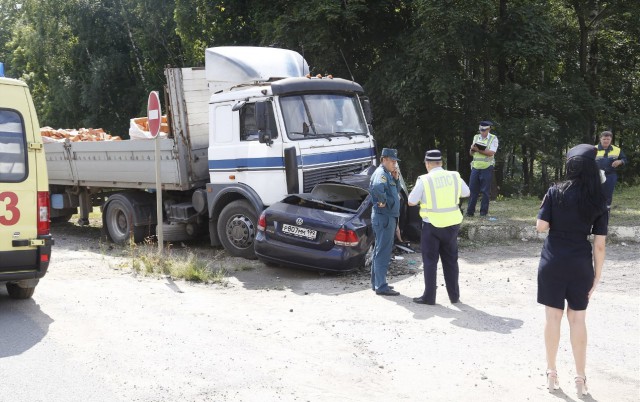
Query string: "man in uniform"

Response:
xmin=409 ymin=150 xmax=470 ymax=305
xmin=596 ymin=131 xmax=627 ymax=209
xmin=369 ymin=148 xmax=401 ymax=296
xmin=466 ymin=120 xmax=498 ymax=217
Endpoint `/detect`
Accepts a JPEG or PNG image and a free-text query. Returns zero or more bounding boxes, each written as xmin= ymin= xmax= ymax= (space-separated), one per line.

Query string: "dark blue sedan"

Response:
xmin=254 ymin=170 xmax=420 ymax=272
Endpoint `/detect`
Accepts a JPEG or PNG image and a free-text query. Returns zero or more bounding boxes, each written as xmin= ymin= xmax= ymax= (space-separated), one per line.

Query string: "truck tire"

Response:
xmin=217 ymin=200 xmax=258 ymax=259
xmin=6 ymin=283 xmax=35 ymax=299
xmin=104 ymin=198 xmax=146 ymax=244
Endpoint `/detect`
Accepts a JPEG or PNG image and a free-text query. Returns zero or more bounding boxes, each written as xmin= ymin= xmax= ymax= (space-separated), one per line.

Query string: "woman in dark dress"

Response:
xmin=536 ymin=144 xmax=608 ymax=397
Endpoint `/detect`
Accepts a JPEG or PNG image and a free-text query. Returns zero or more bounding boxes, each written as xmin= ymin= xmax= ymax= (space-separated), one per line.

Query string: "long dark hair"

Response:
xmin=556 ymin=156 xmax=607 ymax=221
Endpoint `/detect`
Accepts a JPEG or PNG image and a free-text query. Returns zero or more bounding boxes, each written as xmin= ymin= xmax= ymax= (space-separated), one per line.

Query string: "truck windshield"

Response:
xmin=280 ymin=94 xmax=367 ymax=140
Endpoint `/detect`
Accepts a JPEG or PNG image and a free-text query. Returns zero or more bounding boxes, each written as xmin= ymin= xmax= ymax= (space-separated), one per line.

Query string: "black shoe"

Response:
xmin=465 ymin=213 xmax=474 ymax=217
xmin=412 ymin=296 xmax=435 ymax=305
xmin=450 ymin=298 xmax=460 ymax=304
xmin=376 ymin=289 xmax=400 ymax=296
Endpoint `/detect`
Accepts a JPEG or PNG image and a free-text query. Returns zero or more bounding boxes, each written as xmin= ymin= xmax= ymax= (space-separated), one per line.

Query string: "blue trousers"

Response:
xmin=371 ymin=213 xmax=396 ymax=292
xmin=467 ymin=166 xmax=493 ymax=216
xmin=420 ymin=222 xmax=460 ymax=304
xmin=603 ymin=173 xmax=617 ymax=208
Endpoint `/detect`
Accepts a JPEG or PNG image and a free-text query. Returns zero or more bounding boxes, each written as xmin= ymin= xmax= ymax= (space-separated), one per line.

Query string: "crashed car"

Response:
xmin=254 ymin=168 xmax=421 ymax=272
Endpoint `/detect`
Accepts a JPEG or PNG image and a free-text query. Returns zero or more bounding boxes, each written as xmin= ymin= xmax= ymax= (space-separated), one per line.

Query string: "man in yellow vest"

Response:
xmin=408 ymin=150 xmax=470 ymax=305
xmin=466 ymin=120 xmax=498 ymax=217
xmin=596 ymin=131 xmax=627 ymax=209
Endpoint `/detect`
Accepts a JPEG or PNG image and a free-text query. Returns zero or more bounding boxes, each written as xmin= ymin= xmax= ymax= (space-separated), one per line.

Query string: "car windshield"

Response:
xmin=280 ymin=94 xmax=367 ymax=140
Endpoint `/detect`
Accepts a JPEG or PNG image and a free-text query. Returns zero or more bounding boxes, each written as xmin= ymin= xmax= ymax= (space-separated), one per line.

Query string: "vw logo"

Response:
xmin=296 ymin=218 xmax=304 ymax=225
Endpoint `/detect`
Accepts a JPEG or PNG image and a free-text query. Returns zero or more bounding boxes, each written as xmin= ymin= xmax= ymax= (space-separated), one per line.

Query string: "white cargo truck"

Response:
xmin=45 ymin=47 xmax=377 ymax=258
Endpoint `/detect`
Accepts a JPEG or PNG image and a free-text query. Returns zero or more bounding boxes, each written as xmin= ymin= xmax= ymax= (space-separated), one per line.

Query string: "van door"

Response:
xmin=0 ymin=91 xmax=38 ymax=271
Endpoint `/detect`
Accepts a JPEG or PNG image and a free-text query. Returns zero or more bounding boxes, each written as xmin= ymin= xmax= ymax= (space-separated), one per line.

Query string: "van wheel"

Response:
xmin=6 ymin=283 xmax=35 ymax=299
xmin=105 ymin=198 xmax=145 ymax=244
xmin=218 ymin=200 xmax=258 ymax=260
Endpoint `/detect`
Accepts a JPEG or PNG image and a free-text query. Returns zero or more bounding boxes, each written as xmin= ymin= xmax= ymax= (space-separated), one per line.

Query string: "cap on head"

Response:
xmin=566 ymin=144 xmax=597 ymax=160
xmin=381 ymin=148 xmax=400 ymax=161
xmin=424 ymin=149 xmax=442 ymax=162
xmin=479 ymin=120 xmax=492 ymax=130
xmin=600 ymin=131 xmax=613 ymax=138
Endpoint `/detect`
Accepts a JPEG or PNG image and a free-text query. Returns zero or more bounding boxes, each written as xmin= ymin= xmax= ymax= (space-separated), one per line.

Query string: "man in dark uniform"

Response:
xmin=596 ymin=131 xmax=628 ymax=209
xmin=369 ymin=148 xmax=401 ymax=296
xmin=408 ymin=150 xmax=470 ymax=305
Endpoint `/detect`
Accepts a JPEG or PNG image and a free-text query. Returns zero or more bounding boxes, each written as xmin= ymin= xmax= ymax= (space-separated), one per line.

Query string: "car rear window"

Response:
xmin=0 ymin=109 xmax=27 ymax=183
xmin=283 ymin=183 xmax=370 ymax=212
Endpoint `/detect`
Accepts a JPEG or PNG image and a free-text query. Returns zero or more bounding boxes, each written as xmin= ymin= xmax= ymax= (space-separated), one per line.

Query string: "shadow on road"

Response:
xmin=388 ymin=297 xmax=523 ymax=334
xmin=0 ymin=292 xmax=53 ymax=358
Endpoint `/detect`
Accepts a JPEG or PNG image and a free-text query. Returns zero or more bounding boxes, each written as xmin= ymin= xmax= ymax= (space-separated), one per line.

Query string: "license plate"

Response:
xmin=282 ymin=224 xmax=317 ymax=240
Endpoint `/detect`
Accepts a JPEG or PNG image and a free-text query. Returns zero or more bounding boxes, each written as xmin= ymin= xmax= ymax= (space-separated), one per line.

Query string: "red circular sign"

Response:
xmin=147 ymin=91 xmax=162 ymax=138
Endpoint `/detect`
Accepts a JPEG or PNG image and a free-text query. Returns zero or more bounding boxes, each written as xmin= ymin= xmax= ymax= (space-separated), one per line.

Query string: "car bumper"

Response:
xmin=254 ymin=232 xmax=367 ymax=272
xmin=0 ymin=235 xmax=53 ymax=282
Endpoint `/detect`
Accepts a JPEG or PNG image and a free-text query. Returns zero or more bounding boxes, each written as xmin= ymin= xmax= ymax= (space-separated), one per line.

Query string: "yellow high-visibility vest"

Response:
xmin=419 ymin=170 xmax=463 ymax=228
xmin=471 ymin=133 xmax=497 ymax=169
xmin=596 ymin=144 xmax=622 ymax=159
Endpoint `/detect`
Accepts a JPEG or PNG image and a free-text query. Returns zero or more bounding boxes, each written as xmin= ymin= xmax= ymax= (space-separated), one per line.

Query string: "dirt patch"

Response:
xmin=3 ymin=222 xmax=636 ymax=401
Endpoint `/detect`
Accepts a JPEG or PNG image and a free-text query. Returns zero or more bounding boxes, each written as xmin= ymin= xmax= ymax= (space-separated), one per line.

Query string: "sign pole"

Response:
xmin=155 ymin=135 xmax=163 ymax=253
xmin=147 ymin=91 xmax=163 ymax=253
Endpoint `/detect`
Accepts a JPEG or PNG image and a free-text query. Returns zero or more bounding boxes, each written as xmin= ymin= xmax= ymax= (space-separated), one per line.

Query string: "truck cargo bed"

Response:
xmin=44 ymin=67 xmax=210 ymax=191
xmin=45 ymin=139 xmax=207 ymax=190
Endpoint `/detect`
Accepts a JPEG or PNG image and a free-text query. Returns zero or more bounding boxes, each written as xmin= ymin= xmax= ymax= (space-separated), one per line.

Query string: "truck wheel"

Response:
xmin=105 ymin=198 xmax=145 ymax=244
xmin=218 ymin=200 xmax=258 ymax=259
xmin=6 ymin=283 xmax=35 ymax=299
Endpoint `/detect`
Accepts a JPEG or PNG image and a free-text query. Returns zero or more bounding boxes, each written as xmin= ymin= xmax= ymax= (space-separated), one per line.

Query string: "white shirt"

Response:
xmin=408 ymin=167 xmax=471 ymax=222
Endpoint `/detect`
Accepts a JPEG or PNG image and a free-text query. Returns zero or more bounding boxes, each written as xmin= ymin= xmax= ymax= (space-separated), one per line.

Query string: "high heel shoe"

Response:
xmin=546 ymin=369 xmax=560 ymax=391
xmin=575 ymin=375 xmax=588 ymax=397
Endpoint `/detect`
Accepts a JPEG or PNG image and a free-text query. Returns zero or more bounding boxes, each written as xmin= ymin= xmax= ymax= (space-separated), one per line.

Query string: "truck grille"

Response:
xmin=302 ymin=163 xmax=369 ymax=192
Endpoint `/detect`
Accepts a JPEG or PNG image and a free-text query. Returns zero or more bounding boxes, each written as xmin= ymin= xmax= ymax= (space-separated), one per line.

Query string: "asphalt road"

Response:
xmin=1 ymin=228 xmax=638 ymax=402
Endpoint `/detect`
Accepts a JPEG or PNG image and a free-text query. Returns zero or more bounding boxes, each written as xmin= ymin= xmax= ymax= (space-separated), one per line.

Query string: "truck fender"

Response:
xmin=102 ymin=192 xmax=157 ymax=228
xmin=205 ymin=183 xmax=265 ymax=248
xmin=206 ymin=183 xmax=264 ymax=218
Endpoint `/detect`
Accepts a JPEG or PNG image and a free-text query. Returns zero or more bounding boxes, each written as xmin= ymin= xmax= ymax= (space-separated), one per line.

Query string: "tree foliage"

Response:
xmin=1 ymin=0 xmax=638 ymax=191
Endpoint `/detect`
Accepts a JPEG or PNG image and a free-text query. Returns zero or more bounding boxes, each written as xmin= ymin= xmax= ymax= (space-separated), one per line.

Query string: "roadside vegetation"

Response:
xmin=128 ymin=241 xmax=226 ymax=285
xmin=462 ymin=185 xmax=639 ymax=227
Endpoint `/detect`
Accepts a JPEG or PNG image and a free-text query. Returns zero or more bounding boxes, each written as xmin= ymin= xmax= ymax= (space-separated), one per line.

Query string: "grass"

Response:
xmin=461 ymin=184 xmax=640 ymax=227
xmin=128 ymin=239 xmax=227 ymax=285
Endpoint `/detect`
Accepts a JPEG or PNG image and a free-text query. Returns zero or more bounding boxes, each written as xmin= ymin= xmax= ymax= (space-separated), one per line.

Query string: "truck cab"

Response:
xmin=0 ymin=69 xmax=53 ymax=299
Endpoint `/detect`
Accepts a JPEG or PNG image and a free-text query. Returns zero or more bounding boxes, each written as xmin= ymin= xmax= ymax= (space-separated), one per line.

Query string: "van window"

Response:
xmin=0 ymin=109 xmax=27 ymax=183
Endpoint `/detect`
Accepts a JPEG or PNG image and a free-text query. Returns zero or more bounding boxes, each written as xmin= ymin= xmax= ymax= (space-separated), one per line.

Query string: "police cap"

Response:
xmin=381 ymin=148 xmax=400 ymax=161
xmin=424 ymin=149 xmax=442 ymax=161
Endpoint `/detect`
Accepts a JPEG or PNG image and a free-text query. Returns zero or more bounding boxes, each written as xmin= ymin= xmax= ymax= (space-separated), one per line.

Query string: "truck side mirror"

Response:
xmin=361 ymin=98 xmax=373 ymax=124
xmin=259 ymin=131 xmax=272 ymax=146
xmin=255 ymin=101 xmax=268 ymax=131
xmin=255 ymin=101 xmax=272 ymax=145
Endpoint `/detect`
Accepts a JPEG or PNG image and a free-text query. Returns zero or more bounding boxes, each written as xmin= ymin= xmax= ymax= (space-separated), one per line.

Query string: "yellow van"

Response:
xmin=0 ymin=73 xmax=53 ymax=299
